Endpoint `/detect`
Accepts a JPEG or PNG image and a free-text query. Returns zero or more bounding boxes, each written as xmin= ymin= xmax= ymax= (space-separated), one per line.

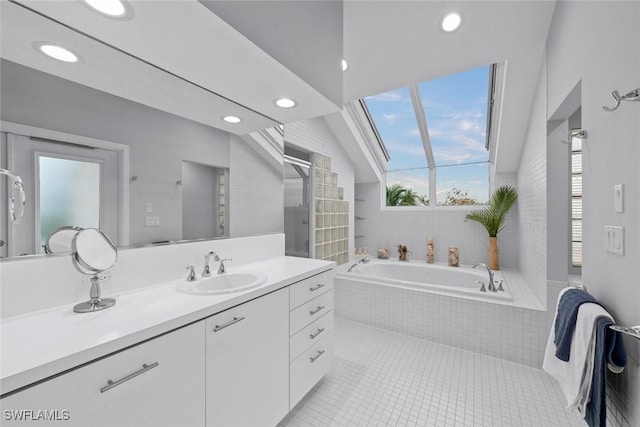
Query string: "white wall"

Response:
xmin=285 ymin=118 xmax=355 ymax=262
xmin=516 ymin=58 xmax=548 ymax=303
xmin=354 ymin=182 xmax=520 ymax=269
xmin=515 ymin=3 xmax=640 ymax=425
xmin=546 ymin=0 xmax=639 ymax=360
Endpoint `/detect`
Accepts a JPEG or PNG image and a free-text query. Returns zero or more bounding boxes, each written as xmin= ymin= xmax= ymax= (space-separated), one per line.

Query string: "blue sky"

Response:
xmin=365 ymin=65 xmax=490 ymax=204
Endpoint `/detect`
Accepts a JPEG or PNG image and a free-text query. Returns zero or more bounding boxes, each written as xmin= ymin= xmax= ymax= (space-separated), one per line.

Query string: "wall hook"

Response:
xmin=602 ymin=88 xmax=639 ymax=112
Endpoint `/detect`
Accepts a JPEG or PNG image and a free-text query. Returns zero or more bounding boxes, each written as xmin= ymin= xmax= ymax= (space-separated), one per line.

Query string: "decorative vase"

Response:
xmin=426 ymin=238 xmax=434 ymax=263
xmin=488 ymin=237 xmax=499 ymax=270
xmin=448 ymin=247 xmax=459 ymax=267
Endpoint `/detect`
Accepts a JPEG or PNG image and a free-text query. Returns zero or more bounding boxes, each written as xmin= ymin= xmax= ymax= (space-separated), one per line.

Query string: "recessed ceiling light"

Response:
xmin=441 ymin=12 xmax=462 ymax=32
xmin=222 ymin=115 xmax=242 ymax=124
xmin=275 ymin=98 xmax=297 ymax=109
xmin=83 ymin=0 xmax=127 ymax=17
xmin=341 ymin=59 xmax=349 ymax=72
xmin=36 ymin=43 xmax=79 ymax=63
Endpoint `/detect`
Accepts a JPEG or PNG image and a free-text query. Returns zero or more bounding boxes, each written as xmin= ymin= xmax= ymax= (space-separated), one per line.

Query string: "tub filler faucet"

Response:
xmin=348 ymin=257 xmax=370 ymax=272
xmin=473 ymin=263 xmax=497 ymax=292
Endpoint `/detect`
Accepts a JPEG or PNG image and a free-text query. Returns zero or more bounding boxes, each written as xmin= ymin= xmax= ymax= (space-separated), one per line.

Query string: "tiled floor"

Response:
xmin=280 ymin=318 xmax=585 ymax=427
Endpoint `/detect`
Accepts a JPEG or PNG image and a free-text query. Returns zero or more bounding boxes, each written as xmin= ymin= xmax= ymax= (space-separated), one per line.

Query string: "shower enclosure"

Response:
xmin=284 ymin=154 xmax=310 ymax=258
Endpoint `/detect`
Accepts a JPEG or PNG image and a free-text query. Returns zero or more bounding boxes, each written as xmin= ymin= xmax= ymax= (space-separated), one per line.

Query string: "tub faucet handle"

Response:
xmin=475 ymin=280 xmax=487 ymax=292
xmin=497 ymin=280 xmax=504 ymax=292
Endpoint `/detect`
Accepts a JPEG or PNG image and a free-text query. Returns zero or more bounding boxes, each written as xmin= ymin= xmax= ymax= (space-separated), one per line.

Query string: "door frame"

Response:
xmin=1 ymin=121 xmax=130 ymax=248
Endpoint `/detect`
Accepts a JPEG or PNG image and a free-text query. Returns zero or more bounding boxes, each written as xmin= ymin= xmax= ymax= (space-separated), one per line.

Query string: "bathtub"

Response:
xmin=340 ymin=259 xmax=512 ymax=302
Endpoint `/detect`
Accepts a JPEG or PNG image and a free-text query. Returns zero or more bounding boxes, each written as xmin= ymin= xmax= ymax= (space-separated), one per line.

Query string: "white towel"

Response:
xmin=542 ymin=289 xmax=614 ymax=414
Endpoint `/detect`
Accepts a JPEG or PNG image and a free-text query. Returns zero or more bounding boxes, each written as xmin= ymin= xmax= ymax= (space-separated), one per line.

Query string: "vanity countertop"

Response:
xmin=0 ymin=256 xmax=334 ymax=396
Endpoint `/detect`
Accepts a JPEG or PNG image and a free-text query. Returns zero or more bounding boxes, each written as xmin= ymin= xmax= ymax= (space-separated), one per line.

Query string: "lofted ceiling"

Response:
xmin=1 ymin=1 xmax=557 ymax=174
xmin=341 ymin=1 xmax=557 ymax=175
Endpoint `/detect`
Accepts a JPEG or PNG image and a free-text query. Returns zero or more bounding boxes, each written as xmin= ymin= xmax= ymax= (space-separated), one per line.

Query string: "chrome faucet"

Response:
xmin=218 ymin=258 xmax=232 ymax=274
xmin=186 ymin=265 xmax=198 ymax=282
xmin=348 ymin=257 xmax=370 ymax=272
xmin=202 ymin=251 xmax=220 ymax=277
xmin=473 ymin=263 xmax=497 ymax=292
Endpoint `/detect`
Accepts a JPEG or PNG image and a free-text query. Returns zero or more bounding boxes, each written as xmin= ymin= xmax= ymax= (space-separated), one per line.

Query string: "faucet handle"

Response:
xmin=186 ymin=265 xmax=198 ymax=282
xmin=218 ymin=258 xmax=233 ymax=274
xmin=497 ymin=280 xmax=505 ymax=292
xmin=475 ymin=280 xmax=486 ymax=292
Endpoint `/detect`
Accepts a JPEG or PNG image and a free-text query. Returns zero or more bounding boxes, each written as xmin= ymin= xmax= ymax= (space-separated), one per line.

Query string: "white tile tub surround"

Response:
xmin=336 ymin=277 xmax=563 ymax=369
xmin=354 ymin=182 xmax=520 ymax=270
xmin=0 ymin=233 xmax=284 ymax=318
xmin=516 ymin=57 xmax=548 ymax=306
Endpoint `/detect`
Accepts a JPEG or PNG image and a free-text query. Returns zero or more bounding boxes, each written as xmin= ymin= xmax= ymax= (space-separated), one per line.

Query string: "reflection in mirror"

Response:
xmin=0 ymin=1 xmax=284 ymax=261
xmin=45 ymin=226 xmax=84 ymax=254
xmin=181 ymin=162 xmax=228 ymax=240
xmin=71 ymin=228 xmax=117 ymax=313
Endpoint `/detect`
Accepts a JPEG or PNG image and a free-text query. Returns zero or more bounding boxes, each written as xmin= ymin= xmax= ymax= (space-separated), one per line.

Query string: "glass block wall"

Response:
xmin=314 ymin=154 xmax=349 ymax=264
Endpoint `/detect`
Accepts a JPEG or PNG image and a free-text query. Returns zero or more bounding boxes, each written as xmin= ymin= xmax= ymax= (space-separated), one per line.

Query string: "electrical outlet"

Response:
xmin=145 ymin=202 xmax=153 ymax=213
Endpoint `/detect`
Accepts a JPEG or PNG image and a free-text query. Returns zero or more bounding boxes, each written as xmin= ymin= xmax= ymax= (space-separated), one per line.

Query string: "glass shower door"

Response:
xmin=284 ymin=157 xmax=310 ymax=258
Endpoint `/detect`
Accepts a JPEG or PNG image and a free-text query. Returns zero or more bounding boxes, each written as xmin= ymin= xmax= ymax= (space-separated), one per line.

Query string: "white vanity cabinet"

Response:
xmin=205 ymin=287 xmax=289 ymax=427
xmin=288 ymin=269 xmax=334 ymax=409
xmin=0 ymin=321 xmax=206 ymax=427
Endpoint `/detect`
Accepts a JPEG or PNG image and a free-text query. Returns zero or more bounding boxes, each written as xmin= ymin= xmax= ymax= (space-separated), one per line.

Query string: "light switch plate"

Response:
xmin=145 ymin=202 xmax=153 ymax=213
xmin=604 ymin=225 xmax=624 ymax=255
xmin=614 ymin=184 xmax=624 ymax=213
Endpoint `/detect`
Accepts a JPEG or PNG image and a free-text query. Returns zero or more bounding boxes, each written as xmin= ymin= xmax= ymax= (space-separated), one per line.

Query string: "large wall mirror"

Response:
xmin=0 ymin=1 xmax=285 ymax=259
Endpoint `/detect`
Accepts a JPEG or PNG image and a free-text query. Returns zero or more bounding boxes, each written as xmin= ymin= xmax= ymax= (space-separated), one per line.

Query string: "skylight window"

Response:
xmin=364 ymin=64 xmax=493 ymax=206
xmin=364 ymin=87 xmax=430 ymax=202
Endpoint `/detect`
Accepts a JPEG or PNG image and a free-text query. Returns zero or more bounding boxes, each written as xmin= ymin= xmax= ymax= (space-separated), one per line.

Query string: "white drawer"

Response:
xmin=0 ymin=322 xmax=206 ymax=427
xmin=290 ymin=332 xmax=334 ymax=410
xmin=289 ymin=290 xmax=334 ymax=336
xmin=289 ymin=269 xmax=334 ymax=309
xmin=290 ymin=311 xmax=334 ymax=361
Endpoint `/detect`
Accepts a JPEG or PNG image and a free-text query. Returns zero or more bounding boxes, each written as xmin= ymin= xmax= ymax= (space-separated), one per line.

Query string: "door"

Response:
xmin=6 ymin=133 xmax=118 ymax=256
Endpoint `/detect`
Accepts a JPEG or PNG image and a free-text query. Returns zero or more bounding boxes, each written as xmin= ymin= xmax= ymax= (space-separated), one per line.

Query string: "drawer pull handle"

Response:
xmin=310 ymin=328 xmax=325 ymax=340
xmin=310 ymin=305 xmax=325 ymax=316
xmin=100 ymin=362 xmax=159 ymax=393
xmin=310 ymin=350 xmax=325 ymax=363
xmin=309 ymin=283 xmax=325 ymax=292
xmin=213 ymin=316 xmax=245 ymax=332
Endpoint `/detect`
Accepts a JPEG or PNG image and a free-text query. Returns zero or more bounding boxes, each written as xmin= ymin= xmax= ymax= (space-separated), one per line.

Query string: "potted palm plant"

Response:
xmin=465 ymin=185 xmax=517 ymax=270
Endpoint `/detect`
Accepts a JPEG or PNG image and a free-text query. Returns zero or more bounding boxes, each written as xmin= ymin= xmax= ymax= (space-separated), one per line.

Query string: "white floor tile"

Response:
xmin=279 ymin=318 xmax=585 ymax=427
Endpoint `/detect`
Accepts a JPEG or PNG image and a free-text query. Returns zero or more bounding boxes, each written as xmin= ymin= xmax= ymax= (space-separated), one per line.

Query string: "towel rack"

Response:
xmin=609 ymin=325 xmax=640 ymax=340
xmin=569 ymin=284 xmax=639 ymax=340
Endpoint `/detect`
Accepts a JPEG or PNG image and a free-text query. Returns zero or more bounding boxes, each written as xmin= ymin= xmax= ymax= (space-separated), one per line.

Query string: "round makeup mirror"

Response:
xmin=71 ymin=228 xmax=118 ymax=313
xmin=45 ymin=226 xmax=85 ymax=254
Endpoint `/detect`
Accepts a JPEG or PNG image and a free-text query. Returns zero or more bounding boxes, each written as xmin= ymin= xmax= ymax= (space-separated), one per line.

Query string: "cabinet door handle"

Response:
xmin=309 ymin=283 xmax=325 ymax=292
xmin=310 ymin=350 xmax=325 ymax=363
xmin=213 ymin=316 xmax=245 ymax=332
xmin=309 ymin=305 xmax=325 ymax=316
xmin=100 ymin=362 xmax=159 ymax=393
xmin=310 ymin=328 xmax=325 ymax=340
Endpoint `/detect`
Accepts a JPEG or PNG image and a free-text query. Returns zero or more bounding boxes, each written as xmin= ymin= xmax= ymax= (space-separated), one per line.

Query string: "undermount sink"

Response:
xmin=177 ymin=271 xmax=267 ymax=295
